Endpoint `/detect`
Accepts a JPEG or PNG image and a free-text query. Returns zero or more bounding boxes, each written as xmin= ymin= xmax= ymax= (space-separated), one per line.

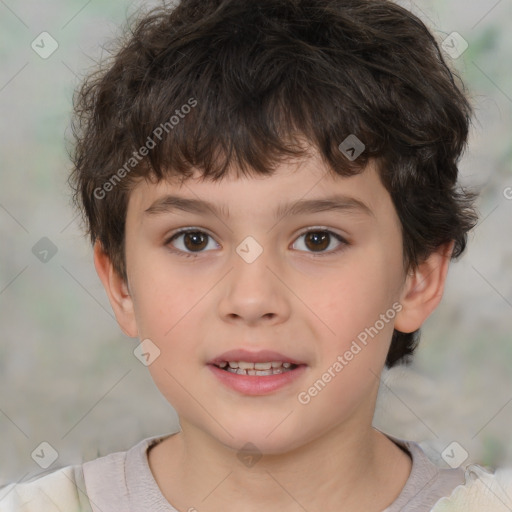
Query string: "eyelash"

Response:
xmin=164 ymin=227 xmax=349 ymax=259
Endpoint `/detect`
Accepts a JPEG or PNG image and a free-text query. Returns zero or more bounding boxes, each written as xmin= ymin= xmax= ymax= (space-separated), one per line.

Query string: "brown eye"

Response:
xmin=292 ymin=229 xmax=347 ymax=255
xmin=304 ymin=231 xmax=330 ymax=252
xmin=167 ymin=229 xmax=218 ymax=256
xmin=182 ymin=231 xmax=208 ymax=251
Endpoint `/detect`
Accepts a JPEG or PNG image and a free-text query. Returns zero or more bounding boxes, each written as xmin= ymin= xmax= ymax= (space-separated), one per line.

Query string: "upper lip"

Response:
xmin=208 ymin=349 xmax=305 ymax=366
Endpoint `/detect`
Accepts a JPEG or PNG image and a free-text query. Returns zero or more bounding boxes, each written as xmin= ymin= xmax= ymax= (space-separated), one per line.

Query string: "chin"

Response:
xmin=206 ymin=419 xmax=310 ymax=456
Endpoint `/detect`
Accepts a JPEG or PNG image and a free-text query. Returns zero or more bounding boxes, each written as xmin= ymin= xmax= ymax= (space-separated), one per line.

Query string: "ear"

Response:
xmin=93 ymin=240 xmax=138 ymax=338
xmin=394 ymin=241 xmax=454 ymax=333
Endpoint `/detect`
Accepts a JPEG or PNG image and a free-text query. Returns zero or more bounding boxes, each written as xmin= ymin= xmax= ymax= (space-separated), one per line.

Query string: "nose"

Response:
xmin=216 ymin=242 xmax=291 ymax=327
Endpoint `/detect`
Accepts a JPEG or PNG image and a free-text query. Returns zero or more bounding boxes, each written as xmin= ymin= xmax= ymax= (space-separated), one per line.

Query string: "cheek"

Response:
xmin=296 ymin=258 xmax=400 ymax=425
xmin=129 ymin=253 xmax=198 ymax=339
xmin=129 ymin=263 xmax=207 ymax=364
xmin=318 ymin=252 xmax=401 ymax=349
xmin=137 ymin=284 xmax=204 ymax=412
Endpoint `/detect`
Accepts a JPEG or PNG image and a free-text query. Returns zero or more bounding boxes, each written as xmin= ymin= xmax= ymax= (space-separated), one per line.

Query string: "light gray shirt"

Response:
xmin=80 ymin=431 xmax=466 ymax=511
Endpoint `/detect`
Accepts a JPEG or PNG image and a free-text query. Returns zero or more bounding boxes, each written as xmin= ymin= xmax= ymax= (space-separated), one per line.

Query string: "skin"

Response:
xmin=94 ymin=148 xmax=453 ymax=511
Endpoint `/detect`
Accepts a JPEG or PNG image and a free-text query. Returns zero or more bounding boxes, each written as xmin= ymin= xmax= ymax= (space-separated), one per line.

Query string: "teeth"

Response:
xmin=254 ymin=362 xmax=272 ymax=370
xmin=221 ymin=361 xmax=293 ymax=368
xmin=216 ymin=360 xmax=298 ymax=376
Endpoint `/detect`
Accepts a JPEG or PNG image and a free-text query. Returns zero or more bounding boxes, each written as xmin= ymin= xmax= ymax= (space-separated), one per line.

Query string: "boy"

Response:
xmin=2 ymin=0 xmax=507 ymax=510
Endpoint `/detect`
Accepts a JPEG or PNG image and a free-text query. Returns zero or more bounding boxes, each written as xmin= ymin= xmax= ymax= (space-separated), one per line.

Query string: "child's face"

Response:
xmin=121 ymin=150 xmax=409 ymax=453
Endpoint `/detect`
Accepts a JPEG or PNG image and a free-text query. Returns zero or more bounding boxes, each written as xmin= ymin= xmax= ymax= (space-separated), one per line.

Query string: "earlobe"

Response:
xmin=394 ymin=241 xmax=454 ymax=334
xmin=93 ymin=240 xmax=138 ymax=338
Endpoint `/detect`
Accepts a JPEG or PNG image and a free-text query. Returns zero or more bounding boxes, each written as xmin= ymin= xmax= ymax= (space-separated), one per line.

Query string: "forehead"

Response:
xmin=126 ymin=154 xmax=391 ymax=224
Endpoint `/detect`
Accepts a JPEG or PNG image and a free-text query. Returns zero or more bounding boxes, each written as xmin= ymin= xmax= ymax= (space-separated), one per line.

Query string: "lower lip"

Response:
xmin=208 ymin=364 xmax=307 ymax=395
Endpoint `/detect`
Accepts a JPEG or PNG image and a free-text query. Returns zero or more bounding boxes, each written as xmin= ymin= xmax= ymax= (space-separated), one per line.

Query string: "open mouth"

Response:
xmin=213 ymin=361 xmax=299 ymax=376
xmin=208 ymin=355 xmax=307 ymax=394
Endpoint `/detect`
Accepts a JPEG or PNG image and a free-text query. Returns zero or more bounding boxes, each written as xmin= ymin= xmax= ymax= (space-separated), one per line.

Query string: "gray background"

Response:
xmin=0 ymin=0 xmax=511 ymax=486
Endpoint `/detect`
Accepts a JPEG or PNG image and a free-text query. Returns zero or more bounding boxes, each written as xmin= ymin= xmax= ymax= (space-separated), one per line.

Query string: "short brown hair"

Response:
xmin=68 ymin=0 xmax=478 ymax=367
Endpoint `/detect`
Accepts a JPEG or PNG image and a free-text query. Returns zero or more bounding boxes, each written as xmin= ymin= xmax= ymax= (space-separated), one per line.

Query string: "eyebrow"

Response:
xmin=143 ymin=194 xmax=374 ymax=220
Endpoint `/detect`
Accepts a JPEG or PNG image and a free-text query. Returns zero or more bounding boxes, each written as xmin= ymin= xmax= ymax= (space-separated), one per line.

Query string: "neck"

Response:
xmin=148 ymin=416 xmax=411 ymax=511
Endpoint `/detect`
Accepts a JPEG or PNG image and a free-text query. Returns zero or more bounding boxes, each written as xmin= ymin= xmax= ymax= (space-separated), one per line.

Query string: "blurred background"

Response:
xmin=0 ymin=0 xmax=511 ymax=485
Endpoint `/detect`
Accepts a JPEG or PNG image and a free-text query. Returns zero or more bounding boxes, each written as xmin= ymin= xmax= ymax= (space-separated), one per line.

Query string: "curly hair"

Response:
xmin=68 ymin=0 xmax=478 ymax=367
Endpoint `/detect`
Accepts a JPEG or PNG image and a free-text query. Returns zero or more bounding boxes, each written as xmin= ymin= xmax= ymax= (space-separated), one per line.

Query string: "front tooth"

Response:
xmin=238 ymin=361 xmax=255 ymax=370
xmin=271 ymin=361 xmax=282 ymax=368
xmin=228 ymin=362 xmax=239 ymax=368
xmin=255 ymin=362 xmax=272 ymax=370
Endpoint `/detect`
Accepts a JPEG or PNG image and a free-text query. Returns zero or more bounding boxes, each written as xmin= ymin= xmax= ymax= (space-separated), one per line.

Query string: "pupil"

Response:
xmin=185 ymin=232 xmax=207 ymax=251
xmin=307 ymin=232 xmax=328 ymax=251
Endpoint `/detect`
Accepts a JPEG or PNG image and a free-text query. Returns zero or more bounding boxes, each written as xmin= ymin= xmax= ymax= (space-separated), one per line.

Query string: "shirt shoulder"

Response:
xmin=431 ymin=464 xmax=512 ymax=512
xmin=382 ymin=435 xmax=467 ymax=512
xmin=81 ymin=432 xmax=178 ymax=512
xmin=0 ymin=465 xmax=92 ymax=512
xmin=0 ymin=433 xmax=175 ymax=512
